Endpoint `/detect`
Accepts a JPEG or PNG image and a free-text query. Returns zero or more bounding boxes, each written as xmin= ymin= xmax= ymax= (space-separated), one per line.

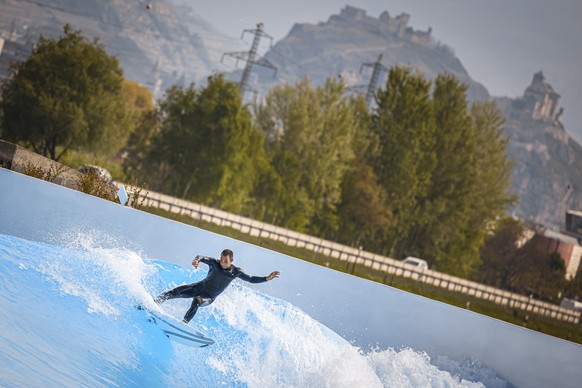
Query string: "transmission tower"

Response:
xmin=354 ymin=54 xmax=388 ymax=107
xmin=222 ymin=23 xmax=277 ymax=97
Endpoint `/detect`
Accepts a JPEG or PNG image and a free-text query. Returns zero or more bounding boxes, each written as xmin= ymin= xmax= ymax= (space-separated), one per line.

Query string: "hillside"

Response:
xmin=223 ymin=6 xmax=489 ymax=102
xmin=1 ymin=2 xmax=581 ymax=231
xmin=0 ymin=0 xmax=240 ymax=95
xmin=496 ymin=88 xmax=582 ymax=229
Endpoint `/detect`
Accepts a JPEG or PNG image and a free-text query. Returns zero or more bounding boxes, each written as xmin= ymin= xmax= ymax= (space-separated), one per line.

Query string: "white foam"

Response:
xmin=168 ymin=283 xmax=497 ymax=387
xmin=23 ymin=231 xmax=161 ymax=316
xmin=1 ymin=232 xmax=506 ymax=387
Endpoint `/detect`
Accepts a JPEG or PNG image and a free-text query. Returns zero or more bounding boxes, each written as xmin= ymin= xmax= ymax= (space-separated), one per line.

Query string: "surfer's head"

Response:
xmin=219 ymin=249 xmax=234 ymax=268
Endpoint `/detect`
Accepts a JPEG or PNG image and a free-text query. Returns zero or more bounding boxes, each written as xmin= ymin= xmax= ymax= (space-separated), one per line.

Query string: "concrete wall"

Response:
xmin=0 ymin=139 xmax=81 ymax=189
xmin=1 ymin=168 xmax=581 ymax=388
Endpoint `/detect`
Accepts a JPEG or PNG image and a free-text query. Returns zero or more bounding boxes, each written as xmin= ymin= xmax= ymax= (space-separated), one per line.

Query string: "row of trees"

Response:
xmin=122 ymin=68 xmax=515 ymax=277
xmin=3 ymin=25 xmax=575 ymax=297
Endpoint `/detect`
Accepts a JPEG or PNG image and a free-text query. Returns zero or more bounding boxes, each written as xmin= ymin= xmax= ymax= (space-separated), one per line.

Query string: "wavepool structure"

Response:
xmin=1 ymin=168 xmax=581 ymax=387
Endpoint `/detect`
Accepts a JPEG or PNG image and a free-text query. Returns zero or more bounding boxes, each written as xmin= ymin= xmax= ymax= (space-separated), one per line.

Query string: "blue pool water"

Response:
xmin=0 ymin=232 xmax=508 ymax=387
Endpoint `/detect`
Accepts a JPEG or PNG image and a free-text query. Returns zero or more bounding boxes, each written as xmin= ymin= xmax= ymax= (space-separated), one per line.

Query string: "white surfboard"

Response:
xmin=142 ymin=307 xmax=215 ymax=348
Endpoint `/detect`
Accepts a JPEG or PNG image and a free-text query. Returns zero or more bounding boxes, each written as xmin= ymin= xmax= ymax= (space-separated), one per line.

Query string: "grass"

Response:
xmin=143 ymin=206 xmax=582 ymax=345
xmin=20 ymin=159 xmax=68 ymax=183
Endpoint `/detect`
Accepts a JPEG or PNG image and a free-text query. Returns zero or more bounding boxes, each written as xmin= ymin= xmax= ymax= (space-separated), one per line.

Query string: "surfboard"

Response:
xmin=139 ymin=306 xmax=215 ymax=348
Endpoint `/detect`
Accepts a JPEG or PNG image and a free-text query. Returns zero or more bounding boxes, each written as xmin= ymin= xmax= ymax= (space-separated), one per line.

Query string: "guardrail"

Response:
xmin=125 ymin=184 xmax=581 ymax=324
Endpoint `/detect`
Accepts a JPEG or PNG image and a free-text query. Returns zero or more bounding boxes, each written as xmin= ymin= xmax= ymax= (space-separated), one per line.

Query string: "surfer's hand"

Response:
xmin=267 ymin=271 xmax=280 ymax=281
xmin=192 ymin=258 xmax=200 ymax=268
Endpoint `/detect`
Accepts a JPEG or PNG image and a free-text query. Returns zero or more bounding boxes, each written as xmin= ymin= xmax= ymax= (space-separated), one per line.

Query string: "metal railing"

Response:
xmin=126 ymin=184 xmax=581 ymax=324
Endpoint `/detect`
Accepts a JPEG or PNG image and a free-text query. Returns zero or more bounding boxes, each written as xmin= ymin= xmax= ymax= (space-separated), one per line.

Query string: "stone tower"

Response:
xmin=523 ymin=71 xmax=561 ymax=122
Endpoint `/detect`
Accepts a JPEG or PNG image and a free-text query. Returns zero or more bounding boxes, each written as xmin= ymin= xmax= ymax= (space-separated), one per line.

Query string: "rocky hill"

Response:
xmin=0 ymin=0 xmax=240 ymax=95
xmin=495 ymin=73 xmax=582 ymax=230
xmin=1 ymin=1 xmax=580 ymax=231
xmin=226 ymin=6 xmax=489 ymax=102
xmin=506 ymin=117 xmax=582 ymax=230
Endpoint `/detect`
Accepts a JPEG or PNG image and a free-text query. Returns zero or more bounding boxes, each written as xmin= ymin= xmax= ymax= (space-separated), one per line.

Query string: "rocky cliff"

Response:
xmin=496 ymin=93 xmax=582 ymax=230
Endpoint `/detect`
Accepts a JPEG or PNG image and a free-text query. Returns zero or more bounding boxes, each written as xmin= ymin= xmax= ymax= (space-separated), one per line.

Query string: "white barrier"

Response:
xmin=1 ymin=168 xmax=582 ymax=388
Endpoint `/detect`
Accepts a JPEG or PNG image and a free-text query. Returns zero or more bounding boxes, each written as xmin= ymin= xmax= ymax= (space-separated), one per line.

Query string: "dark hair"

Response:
xmin=221 ymin=249 xmax=234 ymax=259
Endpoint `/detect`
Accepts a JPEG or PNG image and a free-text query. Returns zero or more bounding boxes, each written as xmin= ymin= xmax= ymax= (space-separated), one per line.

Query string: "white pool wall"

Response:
xmin=1 ymin=168 xmax=581 ymax=388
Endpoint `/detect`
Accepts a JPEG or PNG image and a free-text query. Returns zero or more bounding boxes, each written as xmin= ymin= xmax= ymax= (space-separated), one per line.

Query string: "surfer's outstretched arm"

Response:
xmin=192 ymin=255 xmax=215 ymax=269
xmin=238 ymin=270 xmax=280 ymax=283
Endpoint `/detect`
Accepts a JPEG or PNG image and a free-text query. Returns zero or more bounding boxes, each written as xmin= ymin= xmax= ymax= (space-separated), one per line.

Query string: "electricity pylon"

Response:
xmin=222 ymin=23 xmax=277 ymax=97
xmin=349 ymin=54 xmax=388 ymax=107
xmin=362 ymin=54 xmax=388 ymax=106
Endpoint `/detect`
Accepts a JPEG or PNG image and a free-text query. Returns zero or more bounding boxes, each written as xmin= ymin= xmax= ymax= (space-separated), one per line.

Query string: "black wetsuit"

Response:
xmin=155 ymin=257 xmax=268 ymax=323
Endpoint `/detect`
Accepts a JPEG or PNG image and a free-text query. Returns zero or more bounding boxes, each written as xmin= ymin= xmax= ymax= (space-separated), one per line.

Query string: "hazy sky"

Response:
xmin=180 ymin=0 xmax=582 ymax=143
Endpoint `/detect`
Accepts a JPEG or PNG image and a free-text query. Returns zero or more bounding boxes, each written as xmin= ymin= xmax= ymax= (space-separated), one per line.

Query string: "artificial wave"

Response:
xmin=0 ymin=233 xmax=504 ymax=387
xmin=1 ymin=168 xmax=581 ymax=387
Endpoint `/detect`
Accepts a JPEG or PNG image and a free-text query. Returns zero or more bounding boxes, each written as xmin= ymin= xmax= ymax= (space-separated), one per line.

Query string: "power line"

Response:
xmin=221 ymin=23 xmax=277 ymax=97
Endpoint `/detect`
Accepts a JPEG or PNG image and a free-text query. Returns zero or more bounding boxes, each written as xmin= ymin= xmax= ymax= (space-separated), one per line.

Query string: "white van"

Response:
xmin=402 ymin=256 xmax=429 ymax=270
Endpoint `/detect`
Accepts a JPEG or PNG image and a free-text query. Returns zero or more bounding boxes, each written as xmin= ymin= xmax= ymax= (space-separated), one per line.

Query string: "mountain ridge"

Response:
xmin=228 ymin=5 xmax=489 ymax=103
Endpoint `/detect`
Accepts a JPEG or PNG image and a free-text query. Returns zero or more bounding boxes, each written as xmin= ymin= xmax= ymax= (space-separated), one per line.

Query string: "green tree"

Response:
xmin=336 ymin=95 xmax=391 ymax=249
xmin=0 ymin=25 xmax=127 ymax=160
xmin=144 ymin=74 xmax=264 ymax=213
xmin=337 ymin=162 xmax=392 ymax=248
xmin=121 ymin=80 xmax=155 ymax=113
xmin=409 ymin=74 xmax=478 ymax=275
xmin=514 ymin=238 xmax=566 ymax=301
xmin=424 ymin=95 xmax=514 ymax=276
xmin=122 ymin=109 xmax=160 ymax=182
xmin=470 ymin=100 xmax=516 ymax=218
xmin=453 ymin=99 xmax=517 ymax=273
xmin=371 ymin=66 xmax=436 ymax=257
xmin=479 ymin=220 xmax=567 ymax=300
xmin=477 ymin=217 xmax=527 ymax=287
xmin=563 ymin=270 xmax=582 ymax=300
xmin=254 ymin=77 xmax=359 ymax=233
xmin=371 ymin=69 xmax=514 ymax=277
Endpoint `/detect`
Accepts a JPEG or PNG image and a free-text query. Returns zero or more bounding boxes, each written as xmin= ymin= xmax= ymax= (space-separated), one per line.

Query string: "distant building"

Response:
xmin=404 ymin=26 xmax=432 ymax=47
xmin=334 ymin=5 xmax=432 ymax=47
xmin=517 ymin=211 xmax=582 ymax=280
xmin=511 ymin=71 xmax=563 ymax=125
xmin=532 ymin=229 xmax=582 ymax=280
xmin=525 ymin=71 xmax=562 ymax=121
xmin=565 ymin=210 xmax=582 ymax=241
xmin=521 ymin=211 xmax=582 ymax=280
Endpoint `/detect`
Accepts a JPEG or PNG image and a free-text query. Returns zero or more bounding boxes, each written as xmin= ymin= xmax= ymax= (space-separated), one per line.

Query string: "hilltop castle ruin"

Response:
xmin=330 ymin=5 xmax=433 ymax=47
xmin=511 ymin=71 xmax=563 ymax=125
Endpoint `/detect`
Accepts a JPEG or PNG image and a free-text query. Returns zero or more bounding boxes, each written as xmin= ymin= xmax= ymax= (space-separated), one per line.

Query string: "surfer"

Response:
xmin=155 ymin=249 xmax=280 ymax=324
